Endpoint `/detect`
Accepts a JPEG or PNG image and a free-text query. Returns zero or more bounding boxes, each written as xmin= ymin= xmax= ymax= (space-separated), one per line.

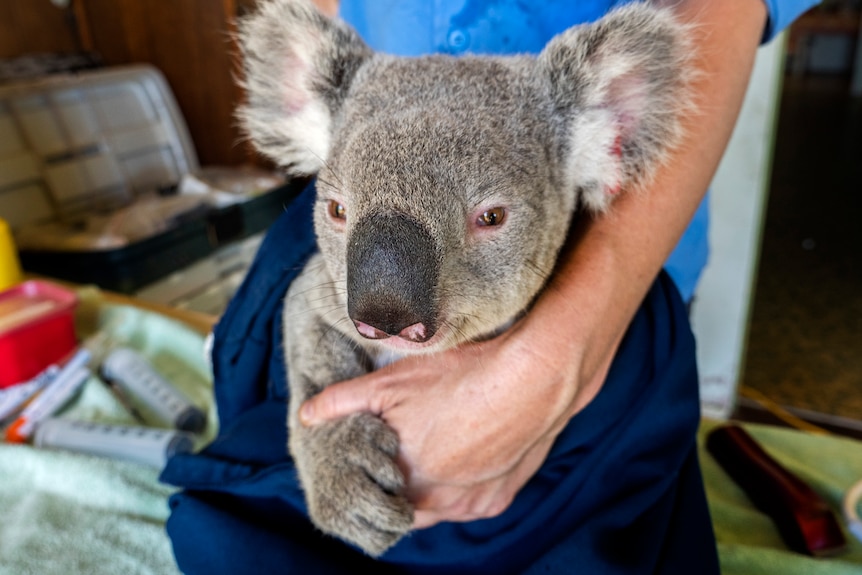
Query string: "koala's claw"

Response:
xmin=318 ymin=470 xmax=414 ymax=556
xmin=296 ymin=413 xmax=414 ymax=556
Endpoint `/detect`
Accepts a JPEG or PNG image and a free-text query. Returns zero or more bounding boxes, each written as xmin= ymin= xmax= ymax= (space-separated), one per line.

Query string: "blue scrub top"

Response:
xmin=340 ymin=0 xmax=624 ymax=56
xmin=338 ymin=0 xmax=820 ymax=302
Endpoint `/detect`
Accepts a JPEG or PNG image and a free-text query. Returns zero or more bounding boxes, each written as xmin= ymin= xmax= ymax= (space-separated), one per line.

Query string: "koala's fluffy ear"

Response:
xmin=539 ymin=4 xmax=695 ymax=212
xmin=237 ymin=0 xmax=372 ymax=173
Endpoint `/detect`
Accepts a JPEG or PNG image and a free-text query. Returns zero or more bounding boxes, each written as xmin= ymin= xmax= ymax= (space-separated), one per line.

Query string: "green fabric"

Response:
xmin=701 ymin=420 xmax=862 ymax=574
xmin=0 ymin=446 xmax=181 ymax=575
xmin=0 ymin=290 xmax=216 ymax=575
xmin=2 ymin=289 xmax=862 ymax=574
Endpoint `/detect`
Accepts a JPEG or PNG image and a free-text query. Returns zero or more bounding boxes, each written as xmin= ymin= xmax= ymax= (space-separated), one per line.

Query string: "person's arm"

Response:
xmin=311 ymin=0 xmax=338 ymax=17
xmin=300 ymin=0 xmax=768 ymax=528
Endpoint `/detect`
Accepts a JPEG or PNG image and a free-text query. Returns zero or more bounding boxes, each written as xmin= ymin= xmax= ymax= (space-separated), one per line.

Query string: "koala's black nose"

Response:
xmin=347 ymin=213 xmax=439 ymax=342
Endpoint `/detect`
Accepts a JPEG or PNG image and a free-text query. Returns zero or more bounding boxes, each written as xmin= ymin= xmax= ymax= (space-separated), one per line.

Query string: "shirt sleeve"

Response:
xmin=760 ymin=0 xmax=822 ymax=42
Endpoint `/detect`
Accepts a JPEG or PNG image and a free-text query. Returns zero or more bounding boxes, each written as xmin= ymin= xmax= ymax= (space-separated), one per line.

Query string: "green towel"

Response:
xmin=0 ymin=445 xmax=181 ymax=575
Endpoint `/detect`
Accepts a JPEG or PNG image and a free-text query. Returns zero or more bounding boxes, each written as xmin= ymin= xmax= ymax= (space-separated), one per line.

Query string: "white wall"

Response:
xmin=691 ymin=35 xmax=786 ymax=419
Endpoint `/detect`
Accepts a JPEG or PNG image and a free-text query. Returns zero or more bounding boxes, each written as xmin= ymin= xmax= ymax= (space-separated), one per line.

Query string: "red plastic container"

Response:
xmin=0 ymin=280 xmax=77 ymax=388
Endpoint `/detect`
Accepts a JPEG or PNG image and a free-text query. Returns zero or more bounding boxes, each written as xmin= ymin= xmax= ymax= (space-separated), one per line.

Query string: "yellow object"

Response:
xmin=0 ymin=218 xmax=23 ymax=292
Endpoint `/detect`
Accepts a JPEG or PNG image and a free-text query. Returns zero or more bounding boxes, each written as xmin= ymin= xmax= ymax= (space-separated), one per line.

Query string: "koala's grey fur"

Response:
xmin=238 ymin=0 xmax=695 ymax=557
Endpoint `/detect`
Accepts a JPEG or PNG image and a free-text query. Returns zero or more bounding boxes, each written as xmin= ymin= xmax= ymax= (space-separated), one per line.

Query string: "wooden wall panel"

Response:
xmin=78 ymin=0 xmax=252 ymax=166
xmin=0 ymin=0 xmax=80 ymax=58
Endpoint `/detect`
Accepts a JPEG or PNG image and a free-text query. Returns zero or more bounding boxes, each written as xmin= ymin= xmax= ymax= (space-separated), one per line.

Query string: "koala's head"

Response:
xmin=239 ymin=0 xmax=693 ymax=353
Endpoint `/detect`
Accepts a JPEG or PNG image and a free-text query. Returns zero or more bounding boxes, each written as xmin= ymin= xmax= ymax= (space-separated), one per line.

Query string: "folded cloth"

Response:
xmin=161 ymin=180 xmax=719 ymax=574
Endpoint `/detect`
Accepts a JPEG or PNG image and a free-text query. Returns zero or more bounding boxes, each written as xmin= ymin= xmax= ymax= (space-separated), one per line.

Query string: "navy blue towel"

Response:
xmin=160 ymin=180 xmax=719 ymax=574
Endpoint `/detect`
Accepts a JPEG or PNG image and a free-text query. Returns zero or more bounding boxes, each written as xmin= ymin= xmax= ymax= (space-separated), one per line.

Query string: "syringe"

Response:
xmin=33 ymin=418 xmax=195 ymax=468
xmin=5 ymin=348 xmax=91 ymax=443
xmin=100 ymin=347 xmax=206 ymax=433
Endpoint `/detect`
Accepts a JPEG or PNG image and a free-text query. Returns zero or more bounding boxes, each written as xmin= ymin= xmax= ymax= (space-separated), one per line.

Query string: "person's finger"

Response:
xmin=411 ymin=485 xmax=507 ymax=529
xmin=300 ymin=353 xmax=432 ymax=425
xmin=409 ymin=434 xmax=556 ymax=529
xmin=413 ymin=508 xmax=445 ymax=529
xmin=299 ymin=374 xmax=380 ymax=425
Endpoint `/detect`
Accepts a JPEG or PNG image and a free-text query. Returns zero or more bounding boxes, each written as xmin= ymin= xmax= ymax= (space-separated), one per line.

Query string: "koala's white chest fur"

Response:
xmin=372 ymin=349 xmax=407 ymax=371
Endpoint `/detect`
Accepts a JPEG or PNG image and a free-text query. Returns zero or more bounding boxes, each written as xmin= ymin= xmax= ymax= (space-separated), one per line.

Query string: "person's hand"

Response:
xmin=299 ymin=315 xmax=614 ymax=528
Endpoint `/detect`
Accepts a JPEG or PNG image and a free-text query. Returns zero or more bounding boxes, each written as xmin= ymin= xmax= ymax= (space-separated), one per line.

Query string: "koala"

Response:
xmin=238 ymin=0 xmax=694 ymax=558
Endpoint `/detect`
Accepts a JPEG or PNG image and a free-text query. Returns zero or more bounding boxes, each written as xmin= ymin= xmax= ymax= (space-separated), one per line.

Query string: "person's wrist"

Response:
xmin=492 ymin=306 xmax=594 ymax=437
xmin=516 ymin=217 xmax=645 ymax=419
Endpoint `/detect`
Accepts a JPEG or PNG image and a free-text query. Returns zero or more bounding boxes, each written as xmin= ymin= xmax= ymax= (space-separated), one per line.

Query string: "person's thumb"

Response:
xmin=299 ymin=373 xmax=381 ymax=426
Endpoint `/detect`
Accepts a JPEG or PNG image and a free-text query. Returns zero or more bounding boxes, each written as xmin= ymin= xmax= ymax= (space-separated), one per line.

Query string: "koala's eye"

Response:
xmin=476 ymin=207 xmax=506 ymax=227
xmin=327 ymin=200 xmax=346 ymax=221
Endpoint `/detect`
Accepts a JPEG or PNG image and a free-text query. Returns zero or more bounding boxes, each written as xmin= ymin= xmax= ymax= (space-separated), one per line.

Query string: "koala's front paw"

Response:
xmin=293 ymin=412 xmax=414 ymax=556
